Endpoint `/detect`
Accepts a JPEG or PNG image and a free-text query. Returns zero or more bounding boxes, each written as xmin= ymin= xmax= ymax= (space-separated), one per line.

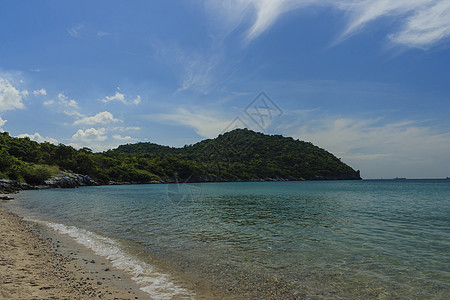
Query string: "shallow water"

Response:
xmin=7 ymin=180 xmax=450 ymax=299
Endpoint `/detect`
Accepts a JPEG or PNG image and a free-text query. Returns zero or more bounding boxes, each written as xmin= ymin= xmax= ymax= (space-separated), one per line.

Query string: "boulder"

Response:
xmin=44 ymin=173 xmax=96 ymax=188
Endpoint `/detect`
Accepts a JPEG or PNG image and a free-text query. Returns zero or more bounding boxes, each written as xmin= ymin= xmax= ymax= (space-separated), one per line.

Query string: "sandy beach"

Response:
xmin=0 ymin=203 xmax=151 ymax=300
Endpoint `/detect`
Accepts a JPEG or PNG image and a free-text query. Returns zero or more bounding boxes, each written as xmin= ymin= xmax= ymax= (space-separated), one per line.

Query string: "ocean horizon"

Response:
xmin=6 ymin=179 xmax=450 ymax=299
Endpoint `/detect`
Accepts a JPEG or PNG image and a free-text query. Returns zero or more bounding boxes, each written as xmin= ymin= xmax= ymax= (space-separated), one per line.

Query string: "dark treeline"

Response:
xmin=0 ymin=129 xmax=360 ymax=185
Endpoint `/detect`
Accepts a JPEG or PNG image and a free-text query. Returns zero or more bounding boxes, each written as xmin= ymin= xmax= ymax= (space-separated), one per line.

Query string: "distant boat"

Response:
xmin=393 ymin=177 xmax=407 ymax=180
xmin=446 ymin=177 xmax=450 ymax=180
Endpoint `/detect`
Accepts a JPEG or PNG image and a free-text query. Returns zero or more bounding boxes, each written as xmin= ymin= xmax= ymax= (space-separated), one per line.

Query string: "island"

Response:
xmin=0 ymin=128 xmax=361 ymax=192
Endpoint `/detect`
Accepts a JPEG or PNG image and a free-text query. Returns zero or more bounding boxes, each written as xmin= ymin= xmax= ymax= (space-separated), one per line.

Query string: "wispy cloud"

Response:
xmin=388 ymin=1 xmax=450 ymax=48
xmin=177 ymin=52 xmax=222 ymax=94
xmin=73 ymin=111 xmax=121 ymax=126
xmin=63 ymin=110 xmax=85 ymax=118
xmin=336 ymin=0 xmax=450 ymax=49
xmin=67 ymin=24 xmax=84 ymax=37
xmin=113 ymin=126 xmax=141 ymax=132
xmin=112 ymin=134 xmax=138 ymax=142
xmin=97 ymin=31 xmax=110 ymax=37
xmin=244 ymin=0 xmax=316 ymax=44
xmin=206 ymin=0 xmax=450 ymax=49
xmin=153 ymin=107 xmax=236 ymax=138
xmin=151 ymin=38 xmax=224 ymax=94
xmin=280 ymin=111 xmax=450 ymax=178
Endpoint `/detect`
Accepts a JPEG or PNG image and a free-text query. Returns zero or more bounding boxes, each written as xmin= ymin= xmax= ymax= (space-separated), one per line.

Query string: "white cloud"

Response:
xmin=132 ymin=95 xmax=141 ymax=105
xmin=58 ymin=93 xmax=79 ymax=108
xmin=70 ymin=128 xmax=136 ymax=152
xmin=0 ymin=78 xmax=27 ymax=112
xmin=72 ymin=127 xmax=107 ymax=142
xmin=17 ymin=132 xmax=59 ymax=145
xmin=58 ymin=93 xmax=67 ymax=101
xmin=73 ymin=111 xmax=121 ymax=125
xmin=45 ymin=92 xmax=82 ymax=117
xmin=0 ymin=116 xmax=6 ymax=127
xmin=33 ymin=88 xmax=47 ymax=96
xmin=101 ymin=91 xmax=126 ymax=103
xmin=206 ymin=0 xmax=450 ymax=49
xmin=43 ymin=99 xmax=55 ymax=106
xmin=0 ymin=116 xmax=6 ymax=131
xmin=101 ymin=90 xmax=143 ymax=105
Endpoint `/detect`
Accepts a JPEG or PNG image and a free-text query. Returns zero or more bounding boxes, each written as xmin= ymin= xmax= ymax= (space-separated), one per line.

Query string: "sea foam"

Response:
xmin=30 ymin=218 xmax=195 ymax=300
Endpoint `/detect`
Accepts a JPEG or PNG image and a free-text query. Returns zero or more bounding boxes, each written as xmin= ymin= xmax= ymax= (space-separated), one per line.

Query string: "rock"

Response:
xmin=0 ymin=179 xmax=32 ymax=193
xmin=1 ymin=172 xmax=97 ymax=193
xmin=44 ymin=173 xmax=97 ymax=188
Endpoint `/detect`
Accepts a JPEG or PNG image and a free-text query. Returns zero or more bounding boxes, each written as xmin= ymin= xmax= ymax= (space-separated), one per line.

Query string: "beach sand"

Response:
xmin=0 ymin=205 xmax=151 ymax=299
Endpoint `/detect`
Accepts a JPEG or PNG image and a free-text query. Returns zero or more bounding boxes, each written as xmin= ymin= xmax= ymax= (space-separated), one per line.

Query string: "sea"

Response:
xmin=4 ymin=180 xmax=450 ymax=299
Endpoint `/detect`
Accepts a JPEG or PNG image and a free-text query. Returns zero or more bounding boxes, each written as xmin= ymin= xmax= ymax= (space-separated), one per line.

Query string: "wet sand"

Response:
xmin=0 ymin=205 xmax=151 ymax=299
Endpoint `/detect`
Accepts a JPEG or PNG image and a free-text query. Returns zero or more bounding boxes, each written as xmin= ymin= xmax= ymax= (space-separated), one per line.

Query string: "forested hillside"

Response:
xmin=0 ymin=129 xmax=360 ymax=186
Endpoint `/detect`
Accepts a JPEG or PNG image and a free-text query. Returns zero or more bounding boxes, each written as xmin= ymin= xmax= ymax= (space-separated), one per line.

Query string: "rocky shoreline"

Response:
xmin=1 ymin=172 xmax=361 ymax=194
xmin=0 ymin=173 xmax=97 ymax=194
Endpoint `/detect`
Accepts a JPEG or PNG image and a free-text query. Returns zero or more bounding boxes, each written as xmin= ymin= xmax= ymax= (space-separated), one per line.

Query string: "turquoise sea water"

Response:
xmin=5 ymin=180 xmax=450 ymax=299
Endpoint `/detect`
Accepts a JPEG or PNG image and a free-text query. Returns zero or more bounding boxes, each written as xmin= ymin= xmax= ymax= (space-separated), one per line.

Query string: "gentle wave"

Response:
xmin=28 ymin=218 xmax=195 ymax=300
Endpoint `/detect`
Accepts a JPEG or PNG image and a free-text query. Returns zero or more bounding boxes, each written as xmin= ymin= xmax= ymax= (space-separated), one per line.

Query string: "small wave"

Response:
xmin=29 ymin=218 xmax=195 ymax=300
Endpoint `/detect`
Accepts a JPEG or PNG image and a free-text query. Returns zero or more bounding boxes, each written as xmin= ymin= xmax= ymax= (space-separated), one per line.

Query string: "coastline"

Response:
xmin=0 ymin=174 xmax=362 ymax=195
xmin=0 ymin=206 xmax=150 ymax=299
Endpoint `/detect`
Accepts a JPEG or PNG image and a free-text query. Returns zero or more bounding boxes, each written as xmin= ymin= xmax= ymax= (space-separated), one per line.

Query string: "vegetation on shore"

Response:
xmin=0 ymin=129 xmax=360 ymax=186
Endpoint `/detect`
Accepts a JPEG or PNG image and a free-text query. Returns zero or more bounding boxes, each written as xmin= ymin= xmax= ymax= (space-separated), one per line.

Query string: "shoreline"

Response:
xmin=1 ymin=174 xmax=362 ymax=194
xmin=0 ymin=206 xmax=151 ymax=299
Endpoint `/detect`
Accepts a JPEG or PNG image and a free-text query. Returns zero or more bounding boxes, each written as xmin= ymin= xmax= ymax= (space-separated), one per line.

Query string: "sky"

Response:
xmin=1 ymin=0 xmax=449 ymax=179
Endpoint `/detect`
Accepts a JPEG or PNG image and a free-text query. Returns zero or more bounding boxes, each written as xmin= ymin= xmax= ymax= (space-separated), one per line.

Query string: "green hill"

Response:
xmin=113 ymin=129 xmax=361 ymax=181
xmin=0 ymin=129 xmax=360 ymax=187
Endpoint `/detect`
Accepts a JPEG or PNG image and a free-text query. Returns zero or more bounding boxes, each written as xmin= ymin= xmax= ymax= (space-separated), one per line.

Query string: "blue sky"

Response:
xmin=1 ymin=0 xmax=449 ymax=179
